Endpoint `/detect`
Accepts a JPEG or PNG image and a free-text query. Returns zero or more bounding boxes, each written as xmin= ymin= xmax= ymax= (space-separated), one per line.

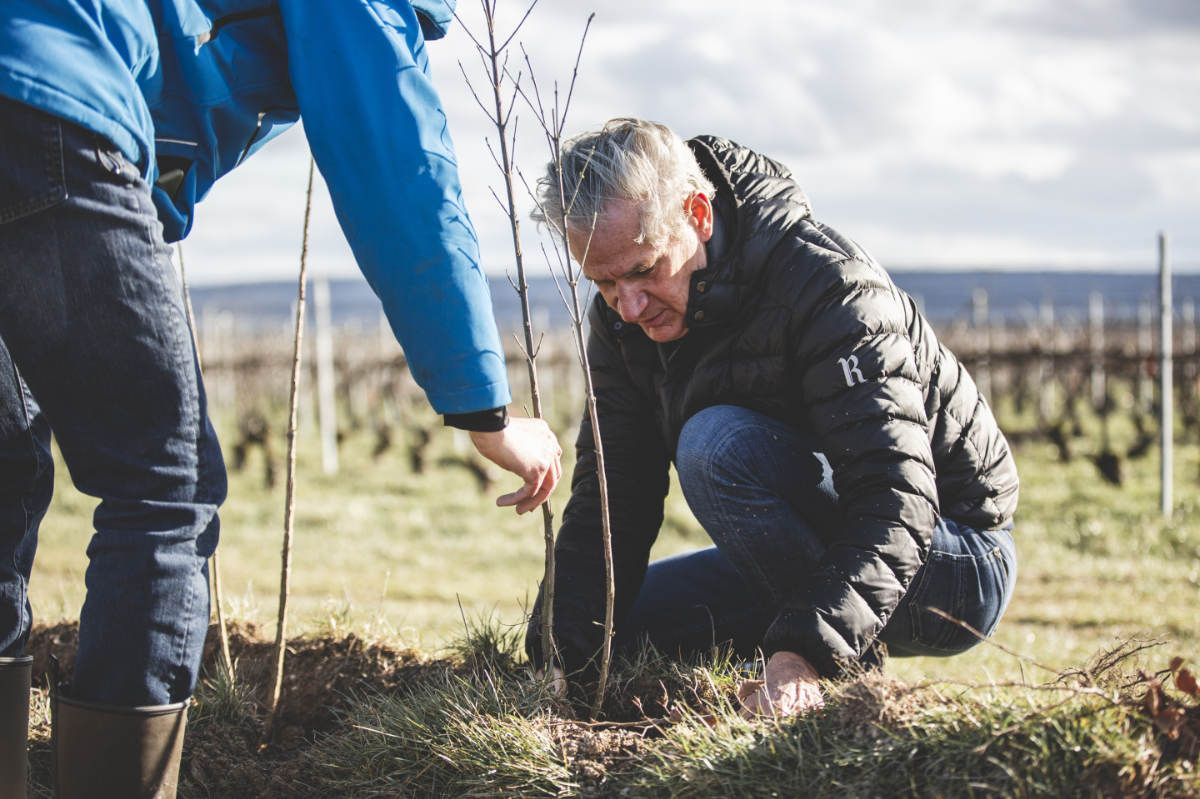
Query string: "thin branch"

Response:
xmin=457 ymin=61 xmax=498 ymax=124
xmin=462 ymin=0 xmax=561 ymax=679
xmin=515 ymin=164 xmax=571 ymax=279
xmin=474 ymin=45 xmax=494 ymax=89
xmin=540 ymin=241 xmax=575 ymax=320
xmin=489 ymin=186 xmax=508 ymax=215
xmin=498 ymin=0 xmax=540 ymax=52
xmin=524 ymin=62 xmax=614 ymax=715
xmin=176 ymin=242 xmax=235 ymax=684
xmin=263 ymin=155 xmax=316 ymax=745
xmin=451 ymin=10 xmax=487 ymax=53
xmin=557 ymin=14 xmax=595 ymax=136
xmin=926 ymin=607 xmax=1059 ymax=677
xmin=507 ymin=105 xmax=521 ymax=152
xmin=511 ymin=331 xmax=531 ymax=361
xmin=517 ymin=44 xmax=551 ymax=139
xmin=485 ymin=137 xmax=505 ymax=174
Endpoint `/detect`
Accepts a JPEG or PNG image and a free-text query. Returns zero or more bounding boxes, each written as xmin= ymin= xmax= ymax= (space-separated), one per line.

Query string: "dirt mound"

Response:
xmin=26 ymin=621 xmax=441 ymax=797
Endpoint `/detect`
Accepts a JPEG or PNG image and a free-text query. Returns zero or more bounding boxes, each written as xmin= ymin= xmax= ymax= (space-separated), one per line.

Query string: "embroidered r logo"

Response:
xmin=838 ymin=354 xmax=866 ymax=387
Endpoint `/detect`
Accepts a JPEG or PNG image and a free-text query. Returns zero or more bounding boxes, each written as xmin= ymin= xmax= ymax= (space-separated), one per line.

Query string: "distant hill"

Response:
xmin=188 ymin=270 xmax=1200 ymax=332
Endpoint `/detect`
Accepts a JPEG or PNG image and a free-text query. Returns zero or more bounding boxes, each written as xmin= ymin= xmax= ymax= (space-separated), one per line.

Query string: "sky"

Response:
xmin=182 ymin=0 xmax=1200 ymax=284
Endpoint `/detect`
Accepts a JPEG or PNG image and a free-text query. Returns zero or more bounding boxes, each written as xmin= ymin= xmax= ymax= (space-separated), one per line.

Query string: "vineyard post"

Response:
xmin=1182 ymin=300 xmax=1196 ymax=381
xmin=1037 ymin=298 xmax=1055 ymax=428
xmin=1158 ymin=231 xmax=1172 ymax=518
xmin=972 ymin=288 xmax=991 ymax=404
xmin=1089 ymin=291 xmax=1106 ymax=412
xmin=1185 ymin=298 xmax=1195 ymax=388
xmin=314 ymin=277 xmax=339 ymax=475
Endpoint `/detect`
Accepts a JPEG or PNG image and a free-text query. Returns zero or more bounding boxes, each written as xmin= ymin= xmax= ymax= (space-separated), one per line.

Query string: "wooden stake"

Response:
xmin=1159 ymin=232 xmax=1173 ymax=517
xmin=314 ymin=278 xmax=339 ymax=475
xmin=1089 ymin=291 xmax=1106 ymax=412
xmin=264 ymin=156 xmax=315 ymax=743
xmin=972 ymin=288 xmax=991 ymax=404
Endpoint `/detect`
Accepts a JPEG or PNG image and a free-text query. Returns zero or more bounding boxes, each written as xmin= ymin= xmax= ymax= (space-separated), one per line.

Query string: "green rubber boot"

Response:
xmin=0 ymin=656 xmax=32 ymax=799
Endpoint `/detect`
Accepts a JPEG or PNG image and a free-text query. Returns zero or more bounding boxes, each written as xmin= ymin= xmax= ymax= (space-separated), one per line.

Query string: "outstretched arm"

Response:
xmin=281 ymin=0 xmax=508 ymax=415
xmin=282 ymin=1 xmax=564 ymax=507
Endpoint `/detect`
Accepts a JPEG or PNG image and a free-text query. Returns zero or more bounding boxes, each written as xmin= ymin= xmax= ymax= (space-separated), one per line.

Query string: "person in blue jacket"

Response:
xmin=0 ymin=1 xmax=561 ymax=794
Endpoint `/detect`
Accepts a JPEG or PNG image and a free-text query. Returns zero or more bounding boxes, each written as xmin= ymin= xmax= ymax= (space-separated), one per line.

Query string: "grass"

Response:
xmin=257 ymin=631 xmax=1200 ymax=797
xmin=22 ymin=386 xmax=1200 ymax=796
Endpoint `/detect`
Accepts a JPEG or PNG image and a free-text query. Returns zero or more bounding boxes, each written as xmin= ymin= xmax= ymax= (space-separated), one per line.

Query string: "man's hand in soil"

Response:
xmin=470 ymin=417 xmax=563 ymax=514
xmin=737 ymin=651 xmax=824 ymax=718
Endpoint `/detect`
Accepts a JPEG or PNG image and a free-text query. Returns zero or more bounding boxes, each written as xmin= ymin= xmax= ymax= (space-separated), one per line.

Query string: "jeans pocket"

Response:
xmin=0 ymin=101 xmax=67 ymax=225
xmin=908 ymin=550 xmax=978 ymax=653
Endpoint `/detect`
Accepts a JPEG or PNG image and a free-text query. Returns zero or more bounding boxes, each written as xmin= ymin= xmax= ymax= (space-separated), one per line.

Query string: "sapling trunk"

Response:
xmin=563 ymin=256 xmax=614 ymax=719
xmin=459 ymin=0 xmax=558 ymax=672
xmin=515 ymin=15 xmax=613 ymax=716
xmin=176 ymin=243 xmax=236 ymax=684
xmin=264 ymin=156 xmax=315 ymax=743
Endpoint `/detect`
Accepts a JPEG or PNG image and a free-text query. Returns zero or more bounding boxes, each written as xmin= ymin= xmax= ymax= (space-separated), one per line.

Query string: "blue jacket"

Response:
xmin=0 ymin=0 xmax=510 ymax=414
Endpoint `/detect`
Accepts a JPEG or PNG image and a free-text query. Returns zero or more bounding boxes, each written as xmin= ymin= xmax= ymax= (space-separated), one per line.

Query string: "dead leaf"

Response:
xmin=1175 ymin=667 xmax=1199 ymax=700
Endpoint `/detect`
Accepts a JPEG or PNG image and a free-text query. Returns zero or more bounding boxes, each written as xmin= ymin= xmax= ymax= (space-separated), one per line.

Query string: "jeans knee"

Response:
xmin=676 ymin=405 xmax=749 ymax=493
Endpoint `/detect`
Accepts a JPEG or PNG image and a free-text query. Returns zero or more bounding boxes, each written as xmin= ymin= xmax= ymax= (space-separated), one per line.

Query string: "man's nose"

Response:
xmin=615 ymin=284 xmax=647 ymax=321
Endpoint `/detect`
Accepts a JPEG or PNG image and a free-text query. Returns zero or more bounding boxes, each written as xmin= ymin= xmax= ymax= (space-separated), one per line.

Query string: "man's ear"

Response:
xmin=684 ymin=192 xmax=714 ymax=243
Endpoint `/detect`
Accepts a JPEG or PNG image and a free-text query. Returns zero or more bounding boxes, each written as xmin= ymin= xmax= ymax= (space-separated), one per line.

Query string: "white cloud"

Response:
xmin=181 ymin=0 xmax=1200 ymax=285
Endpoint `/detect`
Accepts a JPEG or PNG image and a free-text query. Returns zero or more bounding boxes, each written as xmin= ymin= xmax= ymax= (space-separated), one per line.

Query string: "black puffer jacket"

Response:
xmin=527 ymin=136 xmax=1019 ymax=679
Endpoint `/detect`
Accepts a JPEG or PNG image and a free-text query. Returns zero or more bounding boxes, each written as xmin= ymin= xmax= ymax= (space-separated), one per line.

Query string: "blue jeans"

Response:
xmin=0 ymin=98 xmax=225 ymax=705
xmin=617 ymin=405 xmax=1017 ymax=663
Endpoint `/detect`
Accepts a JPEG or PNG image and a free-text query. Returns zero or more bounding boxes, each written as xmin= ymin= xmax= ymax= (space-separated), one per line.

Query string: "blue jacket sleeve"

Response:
xmin=279 ymin=0 xmax=510 ymax=414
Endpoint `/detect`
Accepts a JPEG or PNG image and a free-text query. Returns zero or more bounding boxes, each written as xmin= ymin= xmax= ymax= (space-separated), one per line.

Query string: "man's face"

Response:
xmin=569 ymin=195 xmax=713 ymax=343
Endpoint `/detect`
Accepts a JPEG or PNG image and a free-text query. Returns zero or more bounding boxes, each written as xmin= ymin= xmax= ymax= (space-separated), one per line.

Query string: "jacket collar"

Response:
xmin=683 ymin=136 xmax=812 ymax=330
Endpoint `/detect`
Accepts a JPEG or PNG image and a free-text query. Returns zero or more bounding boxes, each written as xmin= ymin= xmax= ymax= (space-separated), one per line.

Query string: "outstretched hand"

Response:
xmin=469 ymin=416 xmax=563 ymax=514
xmin=737 ymin=651 xmax=824 ymax=719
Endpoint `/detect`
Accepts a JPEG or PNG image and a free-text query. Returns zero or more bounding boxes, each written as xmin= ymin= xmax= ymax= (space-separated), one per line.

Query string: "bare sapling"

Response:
xmin=175 ymin=243 xmax=236 ymax=684
xmin=264 ymin=156 xmax=316 ymax=743
xmin=515 ymin=15 xmax=615 ymax=717
xmin=456 ymin=0 xmax=559 ymax=674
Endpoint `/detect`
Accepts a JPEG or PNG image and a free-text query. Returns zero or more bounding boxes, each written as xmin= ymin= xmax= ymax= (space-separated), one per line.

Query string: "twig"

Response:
xmin=263 ymin=156 xmax=316 ymax=744
xmin=926 ymin=606 xmax=1060 ymax=676
xmin=461 ymin=0 xmax=560 ymax=672
xmin=518 ymin=17 xmax=611 ymax=716
xmin=570 ymin=219 xmax=615 ymax=720
xmin=524 ymin=16 xmax=610 ymax=717
xmin=176 ymin=242 xmax=235 ymax=684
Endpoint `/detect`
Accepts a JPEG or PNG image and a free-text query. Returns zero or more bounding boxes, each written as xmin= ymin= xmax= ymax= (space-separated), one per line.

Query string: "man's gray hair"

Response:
xmin=532 ymin=118 xmax=715 ymax=249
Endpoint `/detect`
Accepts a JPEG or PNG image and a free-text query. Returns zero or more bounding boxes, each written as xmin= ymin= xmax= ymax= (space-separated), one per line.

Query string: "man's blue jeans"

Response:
xmin=618 ymin=404 xmax=1017 ymax=664
xmin=0 ymin=98 xmax=225 ymax=705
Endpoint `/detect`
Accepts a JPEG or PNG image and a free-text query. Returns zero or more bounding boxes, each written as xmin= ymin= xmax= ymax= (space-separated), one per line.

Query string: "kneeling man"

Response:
xmin=526 ymin=118 xmax=1018 ymax=716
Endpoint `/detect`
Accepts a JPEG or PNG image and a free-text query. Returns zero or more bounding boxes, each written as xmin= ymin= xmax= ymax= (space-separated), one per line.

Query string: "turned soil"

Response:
xmin=25 ymin=621 xmax=438 ymax=797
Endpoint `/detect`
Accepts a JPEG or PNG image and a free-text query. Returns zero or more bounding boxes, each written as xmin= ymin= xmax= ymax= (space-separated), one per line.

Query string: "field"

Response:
xmin=21 ymin=370 xmax=1200 ymax=796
